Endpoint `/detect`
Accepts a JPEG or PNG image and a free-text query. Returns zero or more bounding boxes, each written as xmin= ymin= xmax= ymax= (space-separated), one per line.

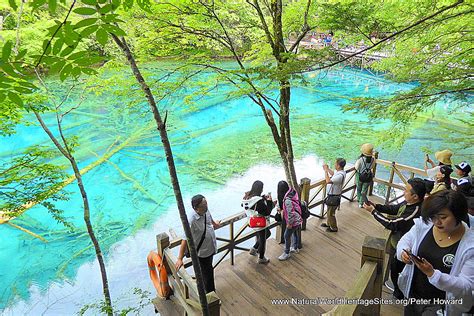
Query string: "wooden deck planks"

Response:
xmin=155 ymin=198 xmax=404 ymax=315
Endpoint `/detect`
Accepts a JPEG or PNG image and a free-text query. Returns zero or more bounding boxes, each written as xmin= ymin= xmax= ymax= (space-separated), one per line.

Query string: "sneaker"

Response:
xmin=320 ymin=223 xmax=329 ymax=228
xmin=249 ymin=247 xmax=258 ymax=256
xmin=384 ymin=280 xmax=394 ymax=291
xmin=290 ymin=247 xmax=299 ymax=254
xmin=258 ymin=257 xmax=270 ymax=264
xmin=326 ymin=227 xmax=338 ymax=232
xmin=278 ymin=253 xmax=290 ymax=261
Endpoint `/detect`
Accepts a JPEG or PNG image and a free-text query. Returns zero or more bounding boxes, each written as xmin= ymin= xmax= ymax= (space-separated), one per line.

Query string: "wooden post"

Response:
xmin=300 ymin=177 xmax=311 ymax=230
xmin=385 ymin=164 xmax=395 ymax=205
xmin=368 ymin=151 xmax=379 ymax=196
xmin=321 ymin=184 xmax=327 ymax=218
xmin=230 ymin=222 xmax=234 ymax=266
xmin=207 ymin=292 xmax=221 ymax=316
xmin=361 ymin=236 xmax=385 ymax=316
xmin=156 ymin=233 xmax=170 ymax=256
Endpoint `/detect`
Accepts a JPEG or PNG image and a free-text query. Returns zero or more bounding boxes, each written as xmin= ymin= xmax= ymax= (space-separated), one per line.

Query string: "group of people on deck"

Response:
xmin=174 ymin=144 xmax=473 ymax=315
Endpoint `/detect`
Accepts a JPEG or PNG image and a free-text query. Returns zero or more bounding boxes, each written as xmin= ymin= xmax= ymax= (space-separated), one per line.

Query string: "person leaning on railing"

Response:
xmin=397 ymin=190 xmax=474 ymax=315
xmin=362 ymin=178 xmax=427 ymax=299
xmin=176 ymin=195 xmax=221 ymax=294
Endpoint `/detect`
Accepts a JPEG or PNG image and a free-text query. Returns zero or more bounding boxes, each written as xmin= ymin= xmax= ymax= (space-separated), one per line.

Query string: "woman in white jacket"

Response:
xmin=396 ymin=190 xmax=474 ymax=315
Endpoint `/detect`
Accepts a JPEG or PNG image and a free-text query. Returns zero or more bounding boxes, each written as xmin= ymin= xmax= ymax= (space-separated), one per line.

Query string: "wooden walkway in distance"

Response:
xmin=210 ymin=198 xmax=403 ymax=316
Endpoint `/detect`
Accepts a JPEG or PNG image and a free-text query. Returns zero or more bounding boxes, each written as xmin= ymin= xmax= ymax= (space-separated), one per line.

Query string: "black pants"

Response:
xmin=198 ymin=254 xmax=215 ymax=293
xmin=253 ymin=228 xmax=271 ymax=259
xmin=389 ymin=252 xmax=405 ymax=298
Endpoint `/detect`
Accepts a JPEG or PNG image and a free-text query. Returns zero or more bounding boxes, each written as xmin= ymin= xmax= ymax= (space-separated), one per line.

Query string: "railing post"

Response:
xmin=300 ymin=177 xmax=311 ymax=230
xmin=207 ymin=292 xmax=221 ymax=316
xmin=230 ymin=222 xmax=234 ymax=266
xmin=368 ymin=151 xmax=379 ymax=196
xmin=156 ymin=233 xmax=171 ymax=275
xmin=385 ymin=163 xmax=395 ymax=205
xmin=361 ymin=236 xmax=385 ymax=316
xmin=321 ymin=184 xmax=327 ymax=218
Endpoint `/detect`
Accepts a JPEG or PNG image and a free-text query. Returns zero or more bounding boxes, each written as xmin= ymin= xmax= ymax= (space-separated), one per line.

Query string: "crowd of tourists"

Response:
xmin=173 ymin=145 xmax=473 ymax=315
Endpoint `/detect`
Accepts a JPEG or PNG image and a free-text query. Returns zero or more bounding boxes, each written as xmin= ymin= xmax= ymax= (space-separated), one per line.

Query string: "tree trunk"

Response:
xmin=110 ymin=34 xmax=210 ymax=316
xmin=34 ymin=112 xmax=113 ymax=315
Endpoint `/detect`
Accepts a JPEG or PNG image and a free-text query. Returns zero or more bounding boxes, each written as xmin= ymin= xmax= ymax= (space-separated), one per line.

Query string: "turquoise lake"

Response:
xmin=0 ymin=65 xmax=470 ymax=314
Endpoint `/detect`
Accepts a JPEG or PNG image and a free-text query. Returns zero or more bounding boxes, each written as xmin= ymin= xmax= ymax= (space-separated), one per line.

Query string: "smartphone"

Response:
xmin=404 ymin=249 xmax=423 ymax=263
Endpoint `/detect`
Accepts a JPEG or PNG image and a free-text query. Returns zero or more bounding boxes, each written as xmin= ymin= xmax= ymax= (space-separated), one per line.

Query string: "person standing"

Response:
xmin=363 ymin=178 xmax=426 ymax=299
xmin=396 ymin=190 xmax=474 ymax=315
xmin=176 ymin=195 xmax=220 ymax=293
xmin=278 ymin=186 xmax=303 ymax=261
xmin=321 ymin=158 xmax=346 ymax=232
xmin=355 ymin=143 xmax=375 ymax=208
xmin=242 ymin=180 xmax=273 ymax=264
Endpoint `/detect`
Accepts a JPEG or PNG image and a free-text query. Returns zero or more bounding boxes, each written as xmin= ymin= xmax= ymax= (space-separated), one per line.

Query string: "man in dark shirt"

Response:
xmin=363 ymin=177 xmax=427 ymax=298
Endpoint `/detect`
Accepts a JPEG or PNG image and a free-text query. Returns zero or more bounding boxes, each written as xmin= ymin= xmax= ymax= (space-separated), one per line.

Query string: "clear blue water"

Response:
xmin=0 ymin=66 xmax=469 ymax=311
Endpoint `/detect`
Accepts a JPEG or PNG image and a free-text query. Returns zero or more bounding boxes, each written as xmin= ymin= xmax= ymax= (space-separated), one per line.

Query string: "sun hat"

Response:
xmin=434 ymin=149 xmax=453 ymax=165
xmin=360 ymin=143 xmax=374 ymax=156
xmin=455 ymin=161 xmax=471 ymax=174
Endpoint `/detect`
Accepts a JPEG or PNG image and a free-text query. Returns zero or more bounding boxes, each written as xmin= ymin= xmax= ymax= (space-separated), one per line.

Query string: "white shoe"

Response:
xmin=359 ymin=203 xmax=363 ymax=208
xmin=249 ymin=247 xmax=258 ymax=256
xmin=258 ymin=257 xmax=270 ymax=264
xmin=290 ymin=247 xmax=299 ymax=254
xmin=278 ymin=253 xmax=291 ymax=261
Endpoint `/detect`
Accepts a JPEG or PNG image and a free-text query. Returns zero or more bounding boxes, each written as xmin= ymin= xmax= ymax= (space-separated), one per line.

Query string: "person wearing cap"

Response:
xmin=363 ymin=178 xmax=426 ymax=299
xmin=176 ymin=195 xmax=220 ymax=293
xmin=454 ymin=161 xmax=474 ymax=224
xmin=354 ymin=143 xmax=375 ymax=208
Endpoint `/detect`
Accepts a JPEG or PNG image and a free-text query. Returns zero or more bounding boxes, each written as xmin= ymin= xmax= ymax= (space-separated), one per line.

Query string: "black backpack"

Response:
xmin=300 ymin=200 xmax=310 ymax=219
xmin=358 ymin=157 xmax=373 ymax=183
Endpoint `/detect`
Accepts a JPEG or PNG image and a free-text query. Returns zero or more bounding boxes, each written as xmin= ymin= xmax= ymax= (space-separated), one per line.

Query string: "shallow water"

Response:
xmin=0 ymin=66 xmax=470 ymax=314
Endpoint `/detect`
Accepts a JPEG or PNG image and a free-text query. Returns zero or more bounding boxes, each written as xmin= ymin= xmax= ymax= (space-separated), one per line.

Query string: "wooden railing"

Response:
xmin=298 ymin=153 xmax=428 ymax=222
xmin=153 ymin=212 xmax=280 ymax=315
xmin=323 ymin=231 xmax=391 ymax=316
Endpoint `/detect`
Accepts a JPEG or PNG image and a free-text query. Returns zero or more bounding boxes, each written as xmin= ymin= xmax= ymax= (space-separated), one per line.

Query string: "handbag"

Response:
xmin=325 ymin=194 xmax=341 ymax=206
xmin=184 ymin=213 xmax=207 ymax=258
xmin=249 ymin=216 xmax=267 ymax=228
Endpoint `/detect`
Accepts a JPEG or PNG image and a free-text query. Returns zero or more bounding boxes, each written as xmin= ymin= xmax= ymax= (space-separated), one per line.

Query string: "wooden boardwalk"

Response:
xmin=156 ymin=197 xmax=404 ymax=315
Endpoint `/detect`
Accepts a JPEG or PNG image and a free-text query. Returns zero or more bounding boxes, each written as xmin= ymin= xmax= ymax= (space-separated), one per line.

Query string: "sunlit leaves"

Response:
xmin=73 ymin=7 xmax=97 ymax=15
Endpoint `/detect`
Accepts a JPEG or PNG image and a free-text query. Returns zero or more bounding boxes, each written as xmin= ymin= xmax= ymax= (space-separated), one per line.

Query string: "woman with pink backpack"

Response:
xmin=277 ymin=181 xmax=303 ymax=261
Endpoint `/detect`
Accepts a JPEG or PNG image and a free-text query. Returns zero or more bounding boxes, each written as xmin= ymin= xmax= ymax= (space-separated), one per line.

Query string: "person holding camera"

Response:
xmin=362 ymin=178 xmax=426 ymax=299
xmin=396 ymin=190 xmax=474 ymax=315
xmin=355 ymin=143 xmax=375 ymax=208
xmin=176 ymin=194 xmax=220 ymax=293
xmin=321 ymin=158 xmax=346 ymax=232
xmin=242 ymin=180 xmax=274 ymax=264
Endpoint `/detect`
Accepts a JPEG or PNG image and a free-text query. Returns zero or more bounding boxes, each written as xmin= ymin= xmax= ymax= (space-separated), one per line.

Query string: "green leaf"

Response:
xmin=67 ymin=51 xmax=86 ymax=60
xmin=73 ymin=18 xmax=98 ymax=29
xmin=70 ymin=66 xmax=82 ymax=77
xmin=81 ymin=25 xmax=99 ymax=37
xmin=8 ymin=0 xmax=18 ymax=11
xmin=2 ymin=41 xmax=13 ymax=60
xmin=13 ymin=86 xmax=33 ymax=93
xmin=81 ymin=0 xmax=97 ymax=5
xmin=60 ymin=46 xmax=75 ymax=57
xmin=48 ymin=0 xmax=57 ymax=14
xmin=53 ymin=38 xmax=64 ymax=55
xmin=73 ymin=7 xmax=97 ymax=15
xmin=50 ymin=60 xmax=66 ymax=73
xmin=1 ymin=63 xmax=17 ymax=77
xmin=31 ymin=0 xmax=47 ymax=10
xmin=8 ymin=92 xmax=23 ymax=106
xmin=99 ymin=4 xmax=113 ymax=14
xmin=111 ymin=0 xmax=120 ymax=9
xmin=59 ymin=63 xmax=73 ymax=81
xmin=96 ymin=28 xmax=108 ymax=46
xmin=81 ymin=68 xmax=98 ymax=75
xmin=102 ymin=24 xmax=126 ymax=36
xmin=15 ymin=49 xmax=28 ymax=61
xmin=75 ymin=56 xmax=103 ymax=66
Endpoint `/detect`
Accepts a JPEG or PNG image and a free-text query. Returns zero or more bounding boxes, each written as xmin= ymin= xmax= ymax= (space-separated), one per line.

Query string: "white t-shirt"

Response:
xmin=328 ymin=170 xmax=346 ymax=195
xmin=426 ymin=166 xmax=440 ymax=180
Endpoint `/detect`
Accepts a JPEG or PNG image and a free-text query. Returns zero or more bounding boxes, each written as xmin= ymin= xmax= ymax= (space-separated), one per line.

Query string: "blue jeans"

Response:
xmin=284 ymin=226 xmax=299 ymax=254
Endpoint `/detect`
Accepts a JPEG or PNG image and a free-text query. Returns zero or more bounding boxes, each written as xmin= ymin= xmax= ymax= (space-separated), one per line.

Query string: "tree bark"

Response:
xmin=34 ymin=112 xmax=113 ymax=315
xmin=110 ymin=34 xmax=210 ymax=316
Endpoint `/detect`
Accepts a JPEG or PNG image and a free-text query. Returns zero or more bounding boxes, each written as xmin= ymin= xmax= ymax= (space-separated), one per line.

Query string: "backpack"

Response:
xmin=300 ymin=200 xmax=310 ymax=220
xmin=358 ymin=157 xmax=374 ymax=183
